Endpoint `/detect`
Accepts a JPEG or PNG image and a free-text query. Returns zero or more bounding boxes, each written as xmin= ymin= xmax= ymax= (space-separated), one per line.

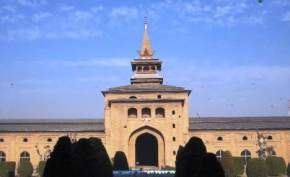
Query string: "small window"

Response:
xmin=173 ymin=137 xmax=176 ymax=141
xmin=217 ymin=136 xmax=223 ymax=141
xmin=128 ymin=108 xmax=137 ymax=118
xmin=268 ymin=135 xmax=273 ymax=140
xmin=157 ymin=95 xmax=161 ymax=99
xmin=143 ymin=66 xmax=149 ymax=72
xmin=23 ymin=138 xmax=28 ymax=142
xmin=172 ymin=124 xmax=176 ymax=128
xmin=47 ymin=138 xmax=52 ymax=142
xmin=142 ymin=108 xmax=151 ymax=118
xmin=216 ymin=150 xmax=224 ymax=160
xmin=155 ymin=107 xmax=165 ymax=118
xmin=173 ymin=151 xmax=176 ymax=155
xmin=0 ymin=151 xmax=6 ymax=162
xmin=242 ymin=136 xmax=248 ymax=141
xmin=269 ymin=150 xmax=276 ymax=156
xmin=0 ymin=138 xmax=4 ymax=142
xmin=172 ymin=110 xmax=176 ymax=115
xmin=129 ymin=96 xmax=137 ymax=99
xmin=241 ymin=149 xmax=251 ymax=163
xmin=20 ymin=151 xmax=30 ymax=162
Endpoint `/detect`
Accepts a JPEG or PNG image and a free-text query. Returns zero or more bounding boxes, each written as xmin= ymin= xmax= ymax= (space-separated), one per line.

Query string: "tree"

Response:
xmin=287 ymin=163 xmax=290 ymax=177
xmin=246 ymin=158 xmax=268 ymax=177
xmin=88 ymin=137 xmax=113 ymax=177
xmin=43 ymin=136 xmax=72 ymax=177
xmin=37 ymin=161 xmax=46 ymax=177
xmin=266 ymin=156 xmax=286 ymax=176
xmin=17 ymin=161 xmax=33 ymax=177
xmin=113 ymin=151 xmax=129 ymax=170
xmin=175 ymin=137 xmax=207 ymax=177
xmin=233 ymin=157 xmax=245 ymax=176
xmin=221 ymin=151 xmax=234 ymax=177
xmin=0 ymin=162 xmax=16 ymax=177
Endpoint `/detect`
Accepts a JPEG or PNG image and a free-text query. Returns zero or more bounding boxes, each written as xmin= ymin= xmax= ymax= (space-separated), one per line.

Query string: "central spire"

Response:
xmin=139 ymin=17 xmax=153 ymax=59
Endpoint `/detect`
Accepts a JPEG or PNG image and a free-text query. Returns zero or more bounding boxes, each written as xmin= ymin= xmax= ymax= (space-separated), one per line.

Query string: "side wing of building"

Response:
xmin=189 ymin=116 xmax=290 ymax=163
xmin=0 ymin=119 xmax=105 ymax=168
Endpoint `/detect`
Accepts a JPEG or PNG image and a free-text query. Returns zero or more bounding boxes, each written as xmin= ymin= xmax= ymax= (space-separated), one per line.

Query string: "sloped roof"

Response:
xmin=0 ymin=116 xmax=289 ymax=132
xmin=189 ymin=116 xmax=290 ymax=130
xmin=0 ymin=119 xmax=104 ymax=132
xmin=103 ymin=84 xmax=190 ymax=94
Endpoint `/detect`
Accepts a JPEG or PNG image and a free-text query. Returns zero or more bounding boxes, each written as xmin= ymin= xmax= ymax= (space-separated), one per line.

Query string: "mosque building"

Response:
xmin=0 ymin=21 xmax=289 ymax=170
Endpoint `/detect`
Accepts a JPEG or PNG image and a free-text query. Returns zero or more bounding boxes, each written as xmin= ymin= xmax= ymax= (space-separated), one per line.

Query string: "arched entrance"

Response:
xmin=135 ymin=133 xmax=158 ymax=166
xmin=128 ymin=126 xmax=165 ymax=167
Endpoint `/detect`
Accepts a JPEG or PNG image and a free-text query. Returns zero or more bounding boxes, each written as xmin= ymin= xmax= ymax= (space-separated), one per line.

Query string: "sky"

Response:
xmin=0 ymin=0 xmax=290 ymax=119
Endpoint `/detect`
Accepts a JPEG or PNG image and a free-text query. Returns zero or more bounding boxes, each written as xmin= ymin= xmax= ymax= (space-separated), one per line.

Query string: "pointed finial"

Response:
xmin=140 ymin=17 xmax=153 ymax=59
xmin=144 ymin=16 xmax=148 ymax=30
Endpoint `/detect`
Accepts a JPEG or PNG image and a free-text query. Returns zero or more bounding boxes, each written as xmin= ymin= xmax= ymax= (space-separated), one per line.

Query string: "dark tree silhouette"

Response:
xmin=43 ymin=136 xmax=72 ymax=177
xmin=175 ymin=137 xmax=225 ymax=177
xmin=72 ymin=138 xmax=99 ymax=177
xmin=88 ymin=137 xmax=113 ymax=177
xmin=175 ymin=137 xmax=207 ymax=177
xmin=113 ymin=151 xmax=129 ymax=170
xmin=201 ymin=153 xmax=225 ymax=177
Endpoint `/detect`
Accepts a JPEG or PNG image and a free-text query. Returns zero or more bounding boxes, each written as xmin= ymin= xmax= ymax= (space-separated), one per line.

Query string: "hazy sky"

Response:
xmin=0 ymin=0 xmax=290 ymax=119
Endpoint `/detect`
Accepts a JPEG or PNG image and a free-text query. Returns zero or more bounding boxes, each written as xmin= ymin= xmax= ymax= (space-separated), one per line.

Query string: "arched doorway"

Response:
xmin=128 ymin=126 xmax=165 ymax=167
xmin=135 ymin=133 xmax=158 ymax=166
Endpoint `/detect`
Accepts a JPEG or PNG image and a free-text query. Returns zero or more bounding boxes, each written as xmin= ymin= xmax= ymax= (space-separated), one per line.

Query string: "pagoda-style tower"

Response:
xmin=131 ymin=19 xmax=163 ymax=85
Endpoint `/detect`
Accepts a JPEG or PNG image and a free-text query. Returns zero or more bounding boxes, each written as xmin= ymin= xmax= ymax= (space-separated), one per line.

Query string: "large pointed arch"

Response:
xmin=128 ymin=126 xmax=165 ymax=167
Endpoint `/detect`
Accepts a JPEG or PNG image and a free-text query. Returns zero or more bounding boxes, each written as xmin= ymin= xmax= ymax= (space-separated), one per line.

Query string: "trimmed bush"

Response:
xmin=246 ymin=158 xmax=268 ymax=177
xmin=287 ymin=163 xmax=290 ymax=177
xmin=221 ymin=151 xmax=235 ymax=177
xmin=266 ymin=156 xmax=286 ymax=176
xmin=0 ymin=162 xmax=16 ymax=177
xmin=37 ymin=161 xmax=46 ymax=177
xmin=113 ymin=151 xmax=129 ymax=170
xmin=233 ymin=157 xmax=245 ymax=176
xmin=17 ymin=161 xmax=33 ymax=177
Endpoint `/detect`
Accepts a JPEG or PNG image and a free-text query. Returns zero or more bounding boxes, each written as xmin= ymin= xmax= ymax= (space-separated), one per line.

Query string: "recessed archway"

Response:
xmin=128 ymin=126 xmax=165 ymax=167
xmin=135 ymin=133 xmax=158 ymax=166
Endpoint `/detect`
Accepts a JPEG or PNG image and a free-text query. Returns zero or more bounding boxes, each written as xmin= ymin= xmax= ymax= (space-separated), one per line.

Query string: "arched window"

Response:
xmin=20 ymin=151 xmax=30 ymax=162
xmin=129 ymin=96 xmax=137 ymax=99
xmin=0 ymin=138 xmax=4 ymax=142
xmin=268 ymin=135 xmax=273 ymax=140
xmin=0 ymin=151 xmax=6 ymax=162
xmin=23 ymin=138 xmax=28 ymax=142
xmin=217 ymin=136 xmax=223 ymax=141
xmin=47 ymin=138 xmax=52 ymax=142
xmin=240 ymin=149 xmax=251 ymax=163
xmin=216 ymin=150 xmax=224 ymax=160
xmin=155 ymin=107 xmax=165 ymax=118
xmin=128 ymin=108 xmax=137 ymax=118
xmin=142 ymin=108 xmax=151 ymax=118
xmin=242 ymin=136 xmax=248 ymax=141
xmin=269 ymin=150 xmax=277 ymax=156
xmin=143 ymin=66 xmax=149 ymax=72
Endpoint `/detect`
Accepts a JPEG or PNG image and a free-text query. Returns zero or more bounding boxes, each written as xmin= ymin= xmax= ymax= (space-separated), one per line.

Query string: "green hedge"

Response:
xmin=266 ymin=156 xmax=286 ymax=176
xmin=246 ymin=158 xmax=268 ymax=177
xmin=221 ymin=151 xmax=235 ymax=177
xmin=37 ymin=161 xmax=46 ymax=177
xmin=233 ymin=157 xmax=245 ymax=176
xmin=17 ymin=161 xmax=33 ymax=177
xmin=287 ymin=163 xmax=290 ymax=177
xmin=0 ymin=162 xmax=16 ymax=177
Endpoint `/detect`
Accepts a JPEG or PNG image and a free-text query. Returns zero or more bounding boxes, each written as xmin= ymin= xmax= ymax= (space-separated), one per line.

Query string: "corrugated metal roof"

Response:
xmin=189 ymin=116 xmax=290 ymax=130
